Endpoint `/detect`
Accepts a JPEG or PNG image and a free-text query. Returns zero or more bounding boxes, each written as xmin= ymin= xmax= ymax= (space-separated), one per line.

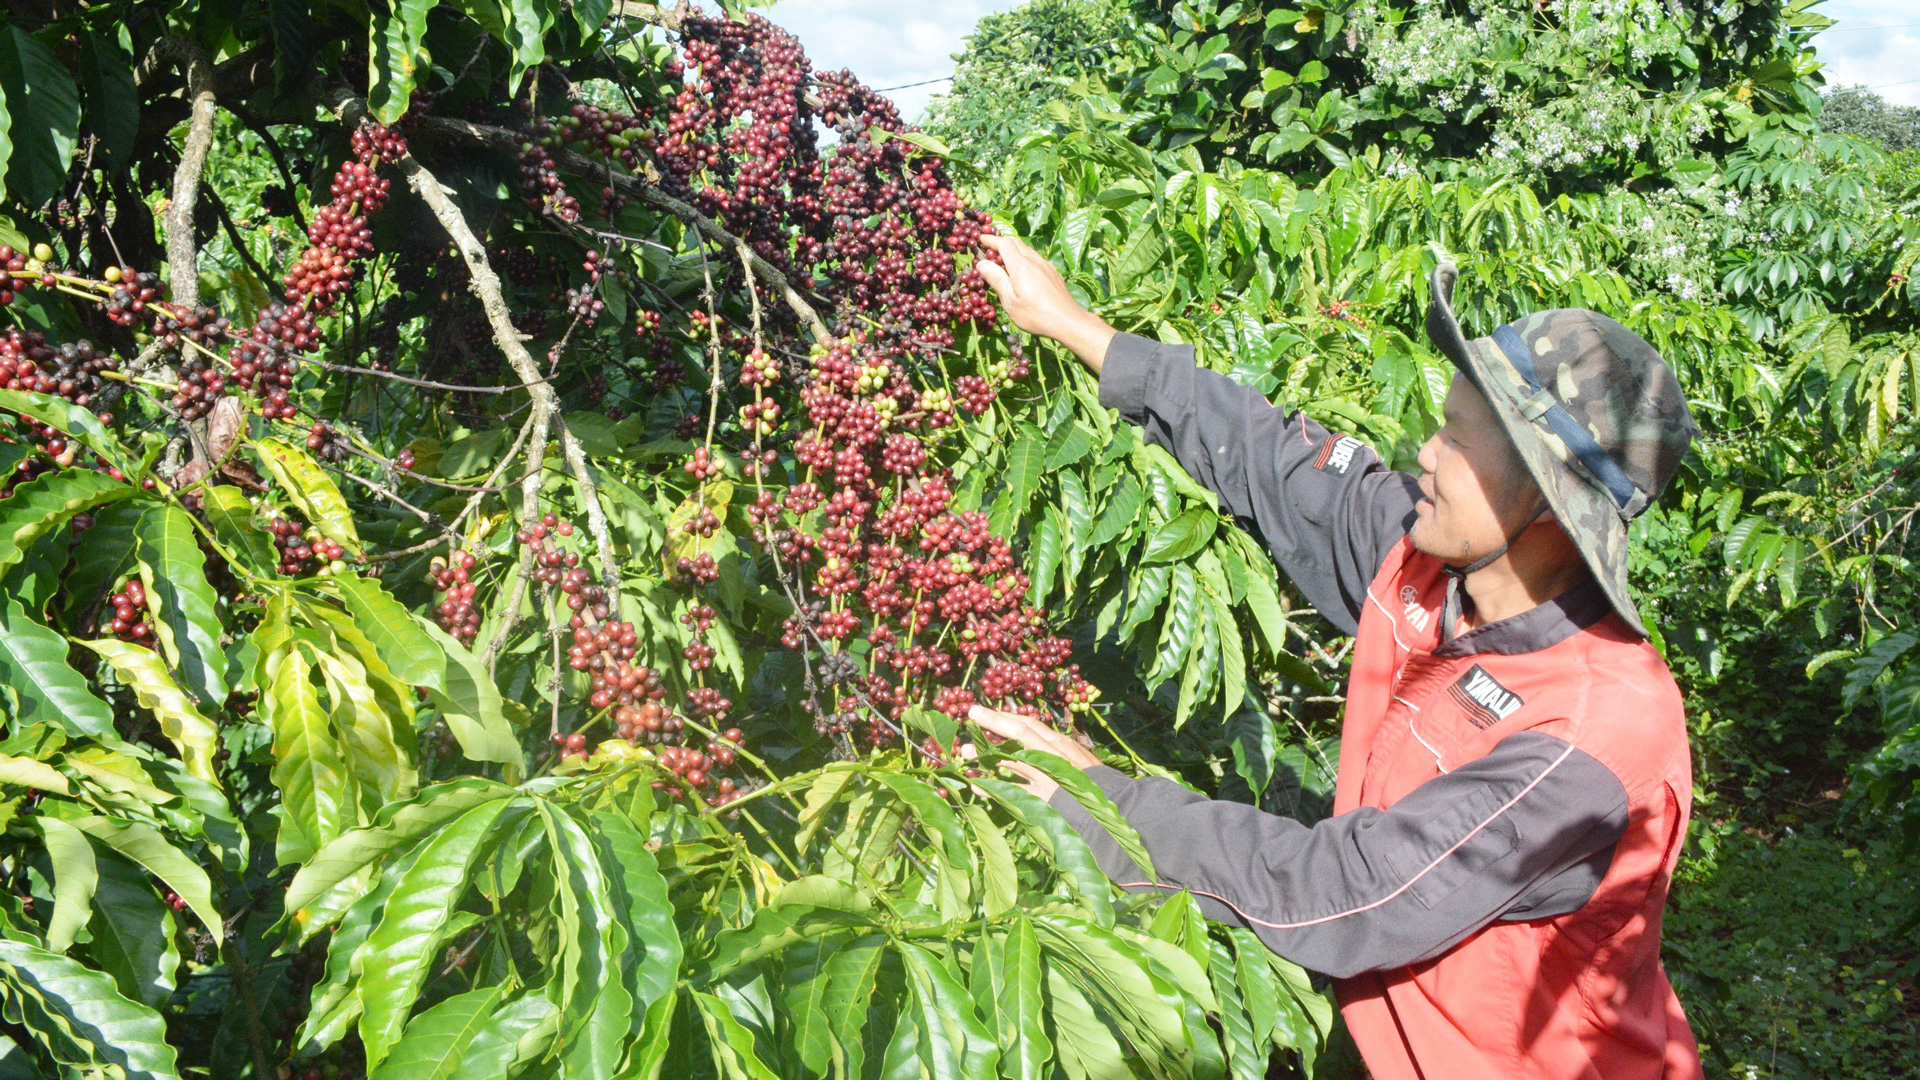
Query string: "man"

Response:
xmin=967 ymin=232 xmax=1703 ymax=1080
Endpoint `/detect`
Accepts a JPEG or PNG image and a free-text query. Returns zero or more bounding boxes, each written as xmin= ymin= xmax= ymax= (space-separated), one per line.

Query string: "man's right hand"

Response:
xmin=977 ymin=232 xmax=1119 ymax=374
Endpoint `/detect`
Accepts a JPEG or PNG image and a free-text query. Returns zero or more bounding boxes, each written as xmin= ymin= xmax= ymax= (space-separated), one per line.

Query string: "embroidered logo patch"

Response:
xmin=1447 ymin=664 xmax=1523 ymax=729
xmin=1313 ymin=435 xmax=1361 ymax=474
xmin=1399 ymin=585 xmax=1432 ymax=634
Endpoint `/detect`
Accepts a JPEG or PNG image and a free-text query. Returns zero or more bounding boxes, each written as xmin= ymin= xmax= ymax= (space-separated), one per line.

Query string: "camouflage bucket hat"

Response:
xmin=1424 ymin=263 xmax=1697 ymax=637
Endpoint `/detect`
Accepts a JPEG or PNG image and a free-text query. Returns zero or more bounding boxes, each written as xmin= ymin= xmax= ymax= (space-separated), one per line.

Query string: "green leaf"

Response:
xmin=1027 ymin=511 xmax=1064 ymax=606
xmin=417 ymin=617 xmax=520 ymax=764
xmin=693 ymin=989 xmax=782 ymax=1080
xmin=79 ymin=639 xmax=221 ymax=786
xmin=61 ymin=500 xmax=140 ymax=625
xmin=0 ymin=467 xmax=132 ymax=578
xmin=370 ymin=983 xmax=508 ymax=1080
xmin=970 ymin=776 xmax=1112 ymax=925
xmin=1149 ymin=564 xmax=1201 ymax=686
xmin=298 ymin=839 xmax=430 ymax=1053
xmin=0 ymin=391 xmax=130 ymax=477
xmin=328 ymin=579 xmax=519 ymax=764
xmin=1044 ymin=422 xmax=1095 ymax=471
xmin=1034 ymin=916 xmax=1194 ymax=1078
xmin=960 ymin=803 xmax=1018 ymax=918
xmin=0 ymin=751 xmax=70 ymax=795
xmin=368 ymin=0 xmax=442 ymax=123
xmin=262 ymin=641 xmax=353 ymax=865
xmin=33 ymin=817 xmax=96 ymax=953
xmin=0 ymin=937 xmax=179 ymax=1080
xmin=455 ymin=0 xmax=552 ymax=94
xmin=1117 ymin=563 xmax=1172 ymax=642
xmin=62 ymin=814 xmax=218 ymax=939
xmin=1229 ymin=534 xmax=1290 ymax=660
xmin=253 ymin=438 xmax=362 ymax=556
xmin=897 ymin=942 xmax=1000 ymax=1080
xmin=572 ymin=0 xmax=613 ymax=42
xmin=587 ymin=810 xmax=678 ymax=1014
xmin=698 ymin=905 xmax=872 ymax=982
xmin=538 ymin=803 xmax=631 ymax=1079
xmin=133 ymin=503 xmax=229 ymax=708
xmin=76 ymin=28 xmax=138 ymax=165
xmin=793 ymin=764 xmax=860 ymax=856
xmin=783 ymin=937 xmax=845 ymax=1078
xmin=310 ymin=645 xmax=415 ymax=804
xmin=819 ymin=937 xmax=885 ymax=1080
xmin=869 ymin=772 xmax=969 ymax=871
xmin=286 ymin=777 xmax=511 ymax=939
xmin=1143 ymin=508 xmax=1216 ymax=564
xmin=0 ymin=598 xmax=116 ymax=739
xmin=1044 ymin=966 xmax=1127 ymax=1080
xmin=357 ymin=796 xmax=516 ymax=1068
xmin=1087 ymin=474 xmax=1142 ymax=547
xmin=0 ymin=29 xmax=81 ymax=209
xmin=457 ymin=990 xmax=559 ymax=1078
xmin=971 ymin=918 xmax=1050 ymax=1080
xmin=1006 ymin=425 xmax=1047 ymax=513
xmin=1207 ymin=938 xmax=1264 ymax=1080
xmin=81 ymin=851 xmax=177 ymax=1010
xmin=1009 ymin=748 xmax=1155 ymax=878
xmin=200 ymin=485 xmax=276 ymax=571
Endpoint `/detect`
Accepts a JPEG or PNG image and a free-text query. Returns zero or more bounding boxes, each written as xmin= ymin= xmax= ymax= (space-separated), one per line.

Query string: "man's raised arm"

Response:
xmin=978 ymin=233 xmax=1421 ymax=633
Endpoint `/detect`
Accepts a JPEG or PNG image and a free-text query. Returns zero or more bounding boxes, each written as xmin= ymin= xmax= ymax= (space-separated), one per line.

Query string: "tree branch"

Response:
xmin=148 ymin=37 xmax=218 ymax=309
xmin=394 ymin=144 xmax=556 ymax=663
xmin=412 ymin=114 xmax=834 ymax=344
xmin=555 ymin=416 xmax=623 ymax=596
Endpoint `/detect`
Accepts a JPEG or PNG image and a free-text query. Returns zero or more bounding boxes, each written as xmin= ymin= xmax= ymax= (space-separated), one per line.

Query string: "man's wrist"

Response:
xmin=1054 ymin=312 xmax=1117 ymax=374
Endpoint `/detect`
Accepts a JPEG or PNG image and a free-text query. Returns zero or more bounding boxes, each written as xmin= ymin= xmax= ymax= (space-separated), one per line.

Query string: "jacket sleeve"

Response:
xmin=1098 ymin=331 xmax=1422 ymax=635
xmin=1045 ymin=731 xmax=1629 ymax=978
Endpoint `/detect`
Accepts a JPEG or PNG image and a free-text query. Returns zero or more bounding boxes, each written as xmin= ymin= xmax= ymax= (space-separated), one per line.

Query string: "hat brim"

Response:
xmin=1425 ymin=263 xmax=1645 ymax=637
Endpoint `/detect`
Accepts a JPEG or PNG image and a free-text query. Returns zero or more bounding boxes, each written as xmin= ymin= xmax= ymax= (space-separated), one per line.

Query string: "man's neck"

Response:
xmin=1459 ymin=526 xmax=1594 ymax=628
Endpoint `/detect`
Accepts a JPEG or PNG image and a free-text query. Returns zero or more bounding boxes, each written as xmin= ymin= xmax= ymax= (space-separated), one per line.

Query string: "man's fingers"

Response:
xmin=975 ymin=256 xmax=1012 ymax=299
xmin=993 ymin=758 xmax=1042 ymax=782
xmin=968 ymin=704 xmax=1047 ymax=743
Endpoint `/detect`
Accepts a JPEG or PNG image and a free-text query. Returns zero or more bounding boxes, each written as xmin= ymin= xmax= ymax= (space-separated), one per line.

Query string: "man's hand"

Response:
xmin=976 ymin=233 xmax=1118 ymax=373
xmin=962 ymin=704 xmax=1101 ymax=802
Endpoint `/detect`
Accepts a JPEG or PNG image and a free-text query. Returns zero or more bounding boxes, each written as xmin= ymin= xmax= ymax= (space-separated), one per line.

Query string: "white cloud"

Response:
xmin=1813 ymin=0 xmax=1920 ymax=105
xmin=765 ymin=0 xmax=1021 ymax=119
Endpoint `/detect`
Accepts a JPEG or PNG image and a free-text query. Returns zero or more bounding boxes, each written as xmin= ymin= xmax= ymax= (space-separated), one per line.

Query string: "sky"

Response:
xmin=1811 ymin=1 xmax=1920 ymax=105
xmin=762 ymin=0 xmax=1920 ymax=121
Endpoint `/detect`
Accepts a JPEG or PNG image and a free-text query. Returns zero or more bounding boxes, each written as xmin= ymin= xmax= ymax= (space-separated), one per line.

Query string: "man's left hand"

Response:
xmin=963 ymin=705 xmax=1100 ymax=802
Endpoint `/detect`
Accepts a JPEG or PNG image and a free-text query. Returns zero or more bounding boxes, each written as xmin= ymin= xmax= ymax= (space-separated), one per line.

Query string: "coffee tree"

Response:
xmin=0 ymin=2 xmax=1338 ymax=1078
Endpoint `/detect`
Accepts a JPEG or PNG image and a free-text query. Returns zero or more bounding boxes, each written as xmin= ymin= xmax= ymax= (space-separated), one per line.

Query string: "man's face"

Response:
xmin=1410 ymin=374 xmax=1542 ymax=566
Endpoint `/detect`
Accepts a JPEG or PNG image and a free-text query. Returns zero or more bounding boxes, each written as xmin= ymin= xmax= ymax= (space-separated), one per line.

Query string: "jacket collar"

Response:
xmin=1435 ymin=574 xmax=1612 ymax=657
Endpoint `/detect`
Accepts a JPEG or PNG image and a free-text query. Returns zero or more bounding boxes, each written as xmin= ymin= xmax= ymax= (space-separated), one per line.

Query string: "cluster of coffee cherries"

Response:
xmin=519 ymin=512 xmax=590 ymax=593
xmin=103 ymin=578 xmax=155 ymax=647
xmin=101 ymin=266 xmax=162 ymax=327
xmin=0 ymin=244 xmax=36 ymax=306
xmin=305 ymin=421 xmax=349 ymax=463
xmin=267 ymin=515 xmax=347 ymax=576
xmin=0 ymin=329 xmax=119 ymax=415
xmin=283 ymin=121 xmax=405 ymax=314
xmin=428 ymin=550 xmax=483 ymax=646
xmin=747 ymin=327 xmax=1090 ymax=748
xmin=170 ymin=353 xmax=227 ymax=422
xmin=643 ymin=14 xmax=997 ymax=357
xmin=227 ymin=302 xmax=312 ymax=420
xmin=656 ymin=734 xmax=748 ymax=810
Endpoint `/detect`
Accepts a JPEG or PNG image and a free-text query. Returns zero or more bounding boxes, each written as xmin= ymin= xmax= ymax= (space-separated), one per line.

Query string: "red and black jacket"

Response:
xmin=1048 ymin=333 xmax=1701 ymax=1080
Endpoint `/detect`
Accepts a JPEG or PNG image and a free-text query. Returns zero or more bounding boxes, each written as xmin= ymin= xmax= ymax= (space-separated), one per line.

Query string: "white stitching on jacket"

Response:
xmin=1112 ymin=738 xmax=1578 ymax=930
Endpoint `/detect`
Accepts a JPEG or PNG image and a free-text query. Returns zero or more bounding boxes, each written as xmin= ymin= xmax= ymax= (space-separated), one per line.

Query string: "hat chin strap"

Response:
xmin=1442 ymin=500 xmax=1548 ymax=580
